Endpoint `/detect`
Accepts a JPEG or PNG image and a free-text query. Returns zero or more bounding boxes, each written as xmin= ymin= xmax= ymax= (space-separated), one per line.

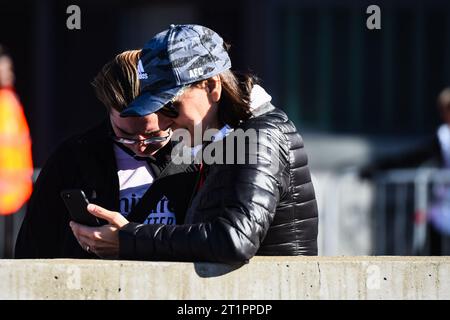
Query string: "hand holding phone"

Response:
xmin=60 ymin=189 xmax=101 ymax=226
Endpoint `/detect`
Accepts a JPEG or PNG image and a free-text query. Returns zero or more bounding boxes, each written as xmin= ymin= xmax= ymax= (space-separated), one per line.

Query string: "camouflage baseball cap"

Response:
xmin=121 ymin=24 xmax=231 ymax=117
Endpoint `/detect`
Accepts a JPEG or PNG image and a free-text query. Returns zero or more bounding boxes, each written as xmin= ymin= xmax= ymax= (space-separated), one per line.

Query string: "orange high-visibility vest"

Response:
xmin=0 ymin=87 xmax=33 ymax=215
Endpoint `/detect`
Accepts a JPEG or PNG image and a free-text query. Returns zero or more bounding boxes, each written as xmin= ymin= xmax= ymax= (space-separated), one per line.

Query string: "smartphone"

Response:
xmin=60 ymin=189 xmax=101 ymax=226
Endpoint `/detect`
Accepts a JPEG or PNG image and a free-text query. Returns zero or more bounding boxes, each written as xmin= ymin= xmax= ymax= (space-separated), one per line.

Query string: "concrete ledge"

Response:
xmin=1 ymin=256 xmax=449 ymax=299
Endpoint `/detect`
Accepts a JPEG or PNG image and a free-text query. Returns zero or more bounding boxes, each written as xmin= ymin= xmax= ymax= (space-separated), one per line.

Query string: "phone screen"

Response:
xmin=60 ymin=189 xmax=101 ymax=226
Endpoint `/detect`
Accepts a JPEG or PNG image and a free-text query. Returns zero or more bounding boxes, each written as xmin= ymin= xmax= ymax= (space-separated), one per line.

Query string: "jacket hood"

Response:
xmin=249 ymin=85 xmax=272 ymax=112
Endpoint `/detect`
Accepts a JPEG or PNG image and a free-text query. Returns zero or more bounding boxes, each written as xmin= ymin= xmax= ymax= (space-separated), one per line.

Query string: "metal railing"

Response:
xmin=374 ymin=168 xmax=450 ymax=255
xmin=314 ymin=168 xmax=450 ymax=256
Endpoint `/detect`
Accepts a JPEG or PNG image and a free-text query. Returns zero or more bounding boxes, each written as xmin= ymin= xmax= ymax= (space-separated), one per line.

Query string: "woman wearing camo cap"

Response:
xmin=71 ymin=24 xmax=318 ymax=262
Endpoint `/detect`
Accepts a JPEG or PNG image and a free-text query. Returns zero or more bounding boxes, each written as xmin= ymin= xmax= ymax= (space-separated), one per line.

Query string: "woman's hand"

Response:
xmin=69 ymin=204 xmax=129 ymax=259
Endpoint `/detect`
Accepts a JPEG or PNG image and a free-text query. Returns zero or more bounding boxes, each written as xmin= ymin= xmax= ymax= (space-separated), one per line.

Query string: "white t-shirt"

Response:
xmin=113 ymin=144 xmax=176 ymax=225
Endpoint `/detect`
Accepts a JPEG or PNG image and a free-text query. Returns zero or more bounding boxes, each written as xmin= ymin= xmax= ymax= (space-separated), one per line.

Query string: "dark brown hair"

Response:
xmin=91 ymin=50 xmax=141 ymax=112
xmin=216 ymin=70 xmax=257 ymax=128
xmin=205 ymin=41 xmax=258 ymax=128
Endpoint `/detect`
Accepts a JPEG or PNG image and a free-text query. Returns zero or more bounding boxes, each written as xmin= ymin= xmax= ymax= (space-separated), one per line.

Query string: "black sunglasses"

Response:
xmin=157 ymin=100 xmax=179 ymax=118
xmin=110 ymin=130 xmax=172 ymax=145
xmin=156 ymin=85 xmax=193 ymax=118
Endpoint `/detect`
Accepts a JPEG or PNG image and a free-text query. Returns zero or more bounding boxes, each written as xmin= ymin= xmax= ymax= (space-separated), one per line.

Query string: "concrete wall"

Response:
xmin=1 ymin=256 xmax=449 ymax=299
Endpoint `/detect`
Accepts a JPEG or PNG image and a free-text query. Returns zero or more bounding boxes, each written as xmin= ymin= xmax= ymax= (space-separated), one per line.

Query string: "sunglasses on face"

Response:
xmin=157 ymin=100 xmax=179 ymax=118
xmin=156 ymin=85 xmax=192 ymax=118
xmin=111 ymin=129 xmax=172 ymax=145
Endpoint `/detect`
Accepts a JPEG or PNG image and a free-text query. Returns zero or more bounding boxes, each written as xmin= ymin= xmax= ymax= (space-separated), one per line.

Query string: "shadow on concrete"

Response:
xmin=194 ymin=261 xmax=247 ymax=278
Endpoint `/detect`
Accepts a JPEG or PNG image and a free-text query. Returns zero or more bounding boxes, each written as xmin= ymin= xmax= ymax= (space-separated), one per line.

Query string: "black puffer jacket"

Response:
xmin=120 ymin=104 xmax=318 ymax=262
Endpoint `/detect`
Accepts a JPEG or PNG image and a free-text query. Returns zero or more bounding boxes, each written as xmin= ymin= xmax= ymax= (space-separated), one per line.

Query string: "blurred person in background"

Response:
xmin=0 ymin=44 xmax=33 ymax=258
xmin=0 ymin=45 xmax=33 ymax=217
xmin=427 ymin=88 xmax=450 ymax=254
xmin=360 ymin=90 xmax=449 ymax=175
xmin=15 ymin=50 xmax=198 ymax=258
xmin=360 ymin=87 xmax=450 ymax=254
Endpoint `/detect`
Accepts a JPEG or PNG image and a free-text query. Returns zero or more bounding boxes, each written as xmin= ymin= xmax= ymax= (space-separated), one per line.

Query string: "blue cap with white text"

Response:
xmin=121 ymin=24 xmax=231 ymax=117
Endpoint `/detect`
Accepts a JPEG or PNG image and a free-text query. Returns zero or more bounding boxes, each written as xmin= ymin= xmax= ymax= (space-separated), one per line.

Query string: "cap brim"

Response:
xmin=120 ymin=85 xmax=184 ymax=117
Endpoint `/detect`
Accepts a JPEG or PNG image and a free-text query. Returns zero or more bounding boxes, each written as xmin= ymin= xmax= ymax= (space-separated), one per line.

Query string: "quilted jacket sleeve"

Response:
xmin=119 ymin=120 xmax=290 ymax=263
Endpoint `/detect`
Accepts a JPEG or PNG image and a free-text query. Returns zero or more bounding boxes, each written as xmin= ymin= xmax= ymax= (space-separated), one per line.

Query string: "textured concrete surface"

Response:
xmin=1 ymin=256 xmax=449 ymax=299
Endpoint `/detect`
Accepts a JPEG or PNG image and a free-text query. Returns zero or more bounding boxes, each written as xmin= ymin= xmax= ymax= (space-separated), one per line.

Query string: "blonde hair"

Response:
xmin=92 ymin=50 xmax=141 ymax=112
